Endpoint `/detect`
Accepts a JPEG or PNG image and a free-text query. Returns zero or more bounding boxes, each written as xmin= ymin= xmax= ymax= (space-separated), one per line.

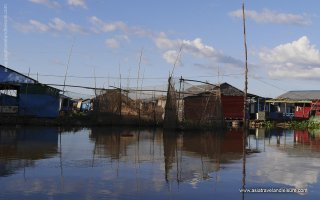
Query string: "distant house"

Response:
xmin=266 ymin=90 xmax=320 ymax=120
xmin=182 ymin=82 xmax=269 ymax=122
xmin=60 ymin=91 xmax=94 ymax=113
xmin=183 ymin=83 xmax=246 ymax=122
xmin=93 ymin=89 xmax=135 ymax=115
xmin=0 ymin=65 xmax=60 ymax=118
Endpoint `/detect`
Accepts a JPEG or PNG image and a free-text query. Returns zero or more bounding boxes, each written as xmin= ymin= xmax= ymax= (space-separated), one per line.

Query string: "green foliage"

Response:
xmin=263 ymin=121 xmax=274 ymax=129
xmin=288 ymin=120 xmax=320 ymax=130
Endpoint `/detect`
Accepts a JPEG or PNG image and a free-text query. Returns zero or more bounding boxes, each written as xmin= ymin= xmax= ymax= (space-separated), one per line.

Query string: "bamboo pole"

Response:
xmin=153 ymin=89 xmax=156 ymax=125
xmin=136 ymin=48 xmax=143 ymax=125
xmin=119 ymin=63 xmax=122 ymax=117
xmin=242 ymin=2 xmax=248 ymax=198
xmin=170 ymin=44 xmax=183 ymax=78
xmin=93 ymin=67 xmax=97 ymax=97
xmin=242 ymin=0 xmax=249 ymax=128
xmin=62 ymin=38 xmax=75 ymax=95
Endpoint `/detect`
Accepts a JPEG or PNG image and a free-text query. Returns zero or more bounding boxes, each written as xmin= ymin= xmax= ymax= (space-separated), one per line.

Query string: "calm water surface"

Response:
xmin=1 ymin=126 xmax=320 ymax=199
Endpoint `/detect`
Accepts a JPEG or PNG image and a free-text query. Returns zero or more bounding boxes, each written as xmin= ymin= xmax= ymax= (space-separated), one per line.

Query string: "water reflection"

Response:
xmin=89 ymin=128 xmax=245 ymax=186
xmin=0 ymin=127 xmax=58 ymax=177
xmin=246 ymin=128 xmax=320 ymax=197
xmin=163 ymin=129 xmax=244 ymax=185
xmin=0 ymin=126 xmax=320 ymax=199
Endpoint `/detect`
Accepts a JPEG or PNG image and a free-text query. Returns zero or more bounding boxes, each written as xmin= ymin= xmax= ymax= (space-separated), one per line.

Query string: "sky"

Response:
xmin=0 ymin=0 xmax=320 ymax=98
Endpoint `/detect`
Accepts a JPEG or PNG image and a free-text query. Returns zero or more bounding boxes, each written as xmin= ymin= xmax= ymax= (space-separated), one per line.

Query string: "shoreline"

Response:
xmin=1 ymin=115 xmax=319 ymax=131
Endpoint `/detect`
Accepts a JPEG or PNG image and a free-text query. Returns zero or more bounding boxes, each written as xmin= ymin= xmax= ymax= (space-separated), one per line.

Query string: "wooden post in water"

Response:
xmin=242 ymin=2 xmax=248 ymax=199
xmin=242 ymin=0 xmax=249 ymax=129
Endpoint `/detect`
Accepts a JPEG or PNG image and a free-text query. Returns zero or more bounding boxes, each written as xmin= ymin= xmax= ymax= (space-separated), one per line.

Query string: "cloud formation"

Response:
xmin=155 ymin=33 xmax=243 ymax=67
xmin=29 ymin=0 xmax=60 ymax=8
xmin=229 ymin=9 xmax=311 ymax=26
xmin=15 ymin=15 xmax=243 ymax=70
xmin=105 ymin=38 xmax=120 ymax=49
xmin=67 ymin=0 xmax=87 ymax=8
xmin=89 ymin=16 xmax=152 ymax=37
xmin=89 ymin=16 xmax=127 ymax=33
xmin=15 ymin=18 xmax=86 ymax=34
xmin=260 ymin=36 xmax=320 ymax=79
xmin=90 ymin=19 xmax=243 ymax=67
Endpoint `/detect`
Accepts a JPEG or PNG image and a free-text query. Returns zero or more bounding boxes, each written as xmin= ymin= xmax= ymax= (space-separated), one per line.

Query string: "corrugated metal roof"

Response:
xmin=184 ymin=82 xmax=243 ymax=97
xmin=277 ymin=90 xmax=320 ymax=100
xmin=0 ymin=65 xmax=37 ymax=84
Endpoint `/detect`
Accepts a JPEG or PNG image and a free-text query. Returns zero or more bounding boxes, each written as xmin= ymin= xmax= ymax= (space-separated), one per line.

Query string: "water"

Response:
xmin=1 ymin=126 xmax=320 ymax=199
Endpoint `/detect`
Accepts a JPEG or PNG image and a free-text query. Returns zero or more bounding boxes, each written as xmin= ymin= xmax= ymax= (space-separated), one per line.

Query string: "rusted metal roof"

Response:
xmin=184 ymin=82 xmax=244 ymax=97
xmin=276 ymin=90 xmax=320 ymax=101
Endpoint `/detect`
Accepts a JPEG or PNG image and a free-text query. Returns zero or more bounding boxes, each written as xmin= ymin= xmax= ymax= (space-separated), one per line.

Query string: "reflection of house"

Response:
xmin=163 ymin=129 xmax=244 ymax=184
xmin=89 ymin=127 xmax=163 ymax=160
xmin=0 ymin=65 xmax=60 ymax=117
xmin=89 ymin=127 xmax=245 ymax=185
xmin=294 ymin=130 xmax=320 ymax=150
xmin=0 ymin=127 xmax=58 ymax=176
xmin=267 ymin=90 xmax=320 ymax=120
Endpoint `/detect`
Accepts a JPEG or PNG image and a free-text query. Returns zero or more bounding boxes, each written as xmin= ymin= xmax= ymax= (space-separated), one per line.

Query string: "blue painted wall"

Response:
xmin=19 ymin=94 xmax=60 ymax=118
xmin=0 ymin=94 xmax=18 ymax=106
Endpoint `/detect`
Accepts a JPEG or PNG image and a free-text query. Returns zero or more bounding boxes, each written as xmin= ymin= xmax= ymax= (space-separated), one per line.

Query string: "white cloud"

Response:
xmin=105 ymin=38 xmax=120 ymax=49
xmin=29 ymin=0 xmax=60 ymax=8
xmin=163 ymin=50 xmax=181 ymax=65
xmin=154 ymin=33 xmax=243 ymax=66
xmin=49 ymin=17 xmax=86 ymax=33
xmin=15 ymin=18 xmax=86 ymax=34
xmin=67 ymin=0 xmax=87 ymax=8
xmin=89 ymin=16 xmax=152 ymax=37
xmin=229 ymin=9 xmax=311 ymax=26
xmin=29 ymin=20 xmax=50 ymax=32
xmin=155 ymin=32 xmax=177 ymax=49
xmin=14 ymin=15 xmax=243 ymax=70
xmin=14 ymin=19 xmax=49 ymax=33
xmin=259 ymin=36 xmax=320 ymax=79
xmin=89 ymin=16 xmax=127 ymax=33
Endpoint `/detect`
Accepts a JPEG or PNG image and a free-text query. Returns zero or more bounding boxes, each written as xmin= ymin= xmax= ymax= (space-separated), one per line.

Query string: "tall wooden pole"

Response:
xmin=242 ymin=0 xmax=248 ymax=128
xmin=137 ymin=48 xmax=143 ymax=125
xmin=242 ymin=2 xmax=248 ymax=198
xmin=63 ymin=38 xmax=75 ymax=95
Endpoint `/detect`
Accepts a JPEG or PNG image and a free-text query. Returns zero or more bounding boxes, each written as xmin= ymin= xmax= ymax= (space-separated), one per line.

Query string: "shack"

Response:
xmin=0 ymin=65 xmax=60 ymax=118
xmin=266 ymin=90 xmax=320 ymax=120
xmin=183 ymin=82 xmax=245 ymax=122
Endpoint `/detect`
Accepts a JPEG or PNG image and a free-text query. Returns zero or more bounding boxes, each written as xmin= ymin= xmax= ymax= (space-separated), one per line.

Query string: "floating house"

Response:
xmin=183 ymin=83 xmax=246 ymax=122
xmin=0 ymin=65 xmax=60 ymax=118
xmin=182 ymin=82 xmax=268 ymax=123
xmin=266 ymin=90 xmax=320 ymax=120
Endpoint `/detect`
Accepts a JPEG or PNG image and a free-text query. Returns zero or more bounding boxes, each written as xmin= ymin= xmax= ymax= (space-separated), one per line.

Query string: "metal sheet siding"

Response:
xmin=184 ymin=96 xmax=218 ymax=122
xmin=19 ymin=94 xmax=60 ymax=118
xmin=221 ymin=95 xmax=244 ymax=120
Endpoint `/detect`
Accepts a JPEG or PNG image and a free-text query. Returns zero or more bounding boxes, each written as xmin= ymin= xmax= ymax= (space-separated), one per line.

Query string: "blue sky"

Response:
xmin=1 ymin=0 xmax=320 ymax=97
